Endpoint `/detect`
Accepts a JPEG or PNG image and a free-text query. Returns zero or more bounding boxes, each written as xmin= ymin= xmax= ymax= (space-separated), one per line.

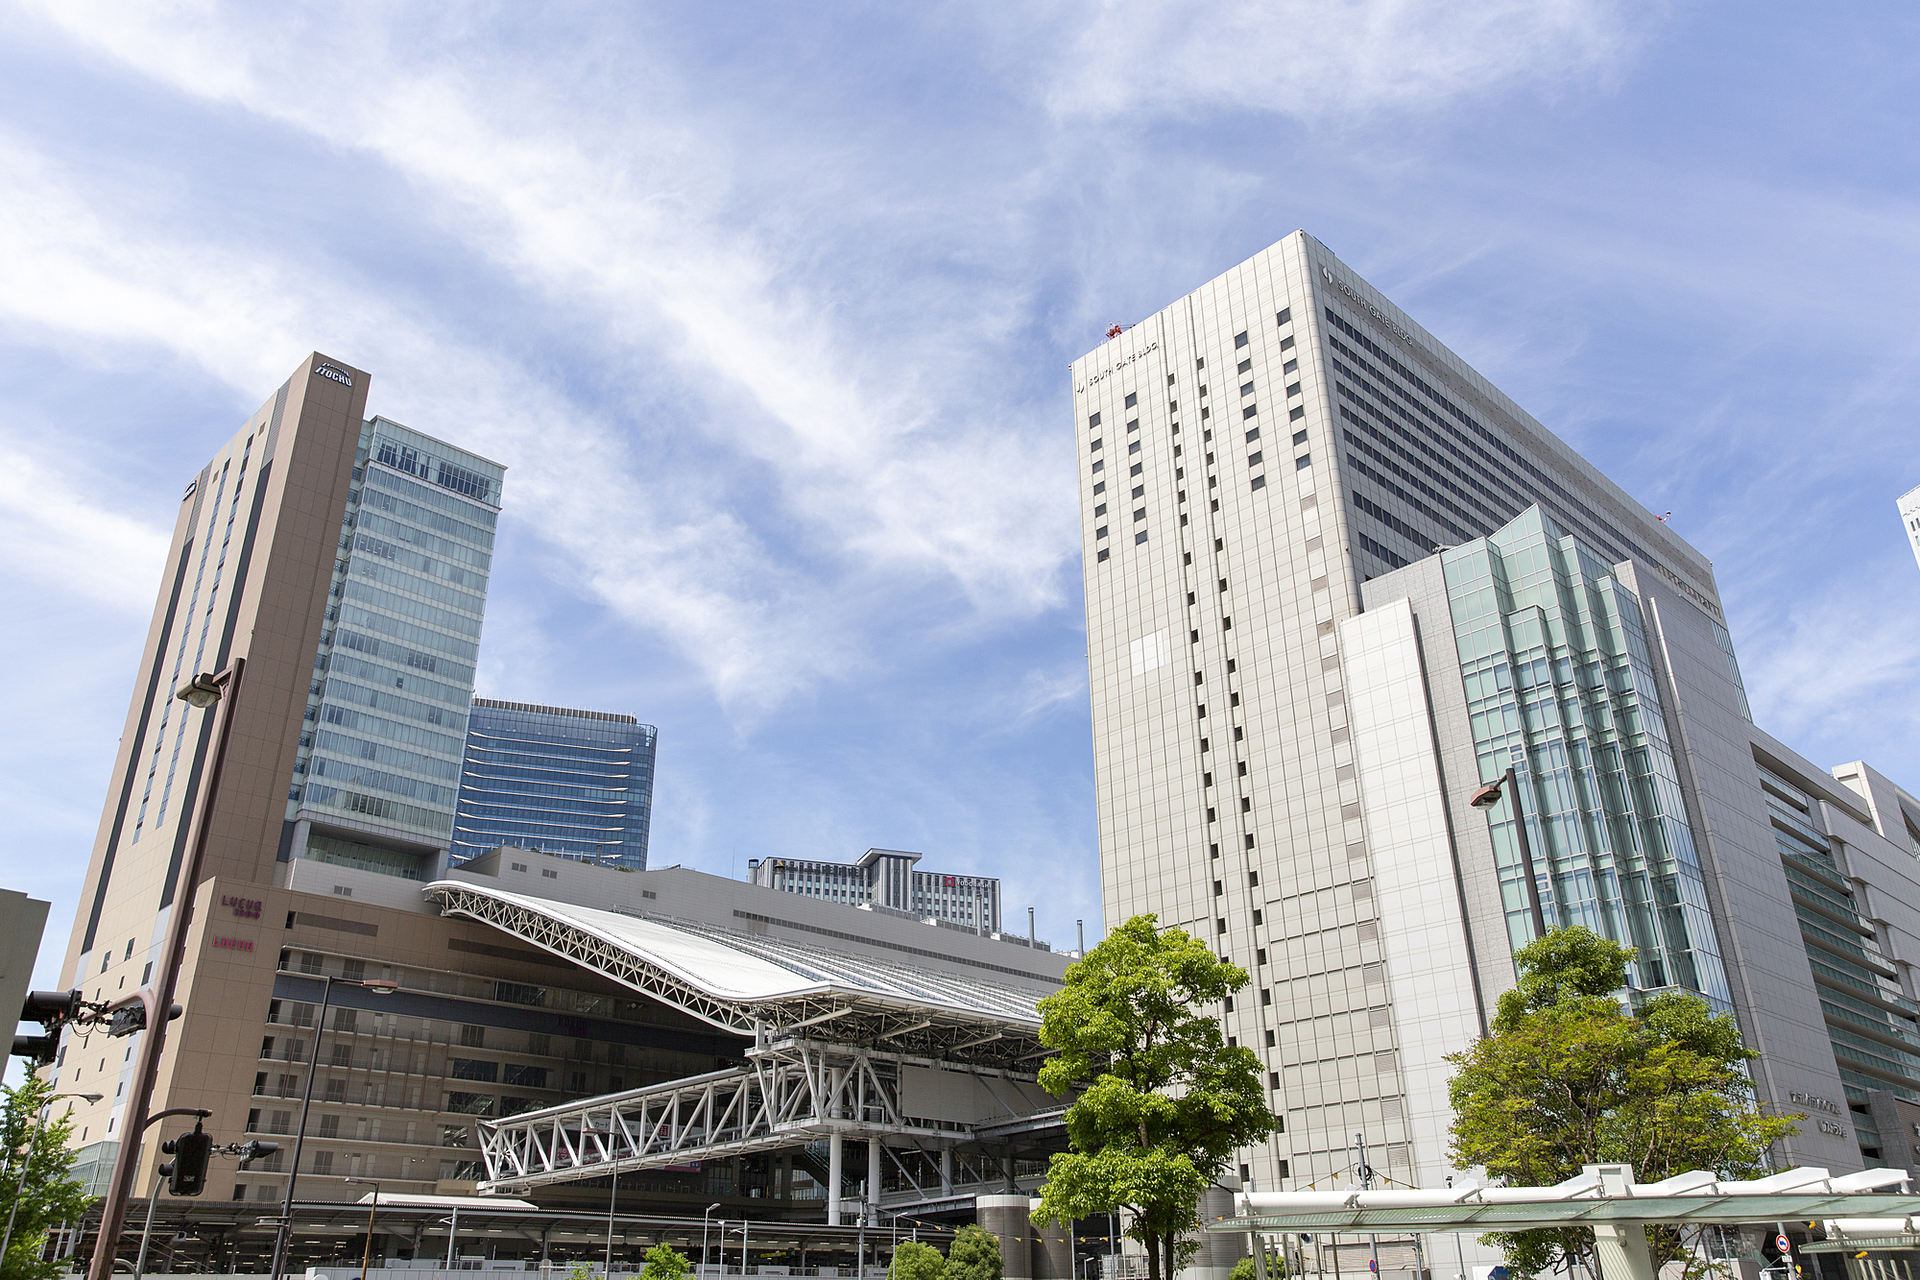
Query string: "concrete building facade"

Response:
xmin=746 ymin=848 xmax=1003 ymax=934
xmin=1071 ymin=233 xmax=1920 ymax=1206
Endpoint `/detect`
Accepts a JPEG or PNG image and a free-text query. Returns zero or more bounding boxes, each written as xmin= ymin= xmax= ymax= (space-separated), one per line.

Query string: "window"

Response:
xmin=1187 ymin=591 xmax=1196 ymax=605
xmin=1129 ymin=463 xmax=1142 ymax=476
xmin=333 ymin=1008 xmax=357 ymax=1032
xmin=311 ymin=1151 xmax=335 ymax=1175
xmin=445 ymin=1092 xmax=496 ymax=1116
xmin=1247 ymin=451 xmax=1263 ymax=466
xmin=1133 ymin=508 xmax=1146 ymax=521
xmin=341 ymin=959 xmax=365 ymax=980
xmin=1135 ymin=531 xmax=1148 ymax=544
xmin=1167 ymin=375 xmax=1176 ymax=386
xmin=1283 ymin=359 xmax=1298 ymax=374
xmin=1288 ymin=406 xmax=1304 ymax=420
xmin=1239 ymin=790 xmax=1249 ymax=804
xmin=1226 ymin=658 xmax=1236 ymax=672
xmin=1124 ymin=392 xmax=1137 ymax=408
xmin=1095 ymin=526 xmax=1108 ymax=539
xmin=1295 ymin=454 xmax=1311 ymax=469
xmin=1243 ymin=405 xmax=1258 ymax=419
xmin=260 ymin=1036 xmax=275 ymax=1059
xmin=504 ymin=1064 xmax=549 ymax=1089
xmin=1244 ymin=834 xmax=1255 ymax=848
xmin=1245 ymin=428 xmax=1260 ymax=443
xmin=1194 ymin=671 xmax=1204 ymax=685
xmin=1216 ymin=918 xmax=1228 ymax=934
xmin=1218 ymin=578 xmax=1228 ymax=591
xmin=1183 ymin=551 xmax=1192 ymax=565
xmin=1127 ymin=441 xmax=1140 ymax=454
xmin=1265 ymin=1029 xmax=1276 ymax=1047
xmin=1240 ymin=382 xmax=1255 ymax=397
xmin=1091 ymin=459 xmax=1103 ymax=472
xmin=1195 ymin=357 xmax=1205 ymax=369
xmin=318 ymin=1114 xmax=340 ymax=1138
xmin=1237 ymin=359 xmax=1252 ymax=374
xmin=1222 ymin=616 xmax=1232 ymax=630
xmin=1268 ymin=1072 xmax=1280 ymax=1090
xmin=1260 ymin=988 xmax=1272 ymax=1006
xmin=1127 ymin=419 xmax=1139 ymax=432
xmin=1234 ymin=331 xmax=1249 ymax=348
xmin=1292 ymin=429 xmax=1308 ymax=444
xmin=1131 ymin=484 xmax=1144 ymax=498
xmin=511 ymin=861 xmax=527 ymax=872
xmin=1234 ymin=727 xmax=1245 ymax=741
xmin=1276 ymin=307 xmax=1291 ymax=326
xmin=1088 ymin=412 xmax=1101 ymax=428
xmin=330 ymin=1044 xmax=353 ymax=1066
xmin=1238 ymin=761 xmax=1248 ymax=776
xmin=232 ymin=1184 xmax=247 ymax=1201
xmin=1285 ymin=381 xmax=1301 ymax=397
xmin=1090 ymin=438 xmax=1102 ymax=452
xmin=1280 ymin=335 xmax=1294 ymax=350
xmin=323 ymin=1079 xmax=345 ymax=1102
xmin=1248 ymin=871 xmax=1259 ymax=887
xmin=1092 ymin=480 xmax=1105 ymax=495
xmin=1252 ymin=909 xmax=1262 ymax=925
xmin=1096 ymin=548 xmax=1108 ymax=562
xmin=451 ymin=1059 xmax=499 ymax=1082
xmin=299 ymin=952 xmax=323 ymax=975
xmin=1209 ymin=843 xmax=1219 ymax=857
xmin=1197 ymin=704 xmax=1207 ymax=718
xmin=1094 ymin=503 xmax=1107 ymax=517
xmin=459 ymin=1025 xmax=486 ymax=1048
xmin=1213 ymin=881 xmax=1223 ymax=896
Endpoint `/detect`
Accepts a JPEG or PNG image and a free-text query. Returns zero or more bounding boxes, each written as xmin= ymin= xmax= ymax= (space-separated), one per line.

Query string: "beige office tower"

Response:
xmin=1074 ymin=232 xmax=1920 ymax=1202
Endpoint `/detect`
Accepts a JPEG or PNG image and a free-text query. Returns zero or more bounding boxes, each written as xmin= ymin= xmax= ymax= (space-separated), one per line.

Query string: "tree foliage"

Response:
xmin=890 ymin=1239 xmax=948 ymax=1280
xmin=641 ymin=1244 xmax=693 ymax=1280
xmin=1032 ymin=915 xmax=1279 ymax=1280
xmin=1229 ymin=1249 xmax=1289 ymax=1280
xmin=944 ymin=1225 xmax=1002 ymax=1280
xmin=0 ymin=1076 xmax=94 ymax=1280
xmin=1448 ymin=927 xmax=1799 ymax=1278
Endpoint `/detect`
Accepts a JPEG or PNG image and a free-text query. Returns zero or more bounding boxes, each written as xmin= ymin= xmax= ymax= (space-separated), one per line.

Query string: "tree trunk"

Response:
xmin=1146 ymin=1233 xmax=1163 ymax=1280
xmin=1162 ymin=1235 xmax=1176 ymax=1280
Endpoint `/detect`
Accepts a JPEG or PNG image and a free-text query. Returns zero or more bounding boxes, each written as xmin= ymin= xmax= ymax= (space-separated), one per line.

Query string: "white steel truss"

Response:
xmin=479 ymin=1037 xmax=1025 ymax=1193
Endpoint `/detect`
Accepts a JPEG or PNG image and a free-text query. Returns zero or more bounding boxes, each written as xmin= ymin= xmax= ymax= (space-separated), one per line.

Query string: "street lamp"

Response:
xmin=702 ymin=1205 xmax=722 ymax=1275
xmin=267 ymin=972 xmax=399 ymax=1280
xmin=2 ymin=1091 xmax=103 ymax=1264
xmin=344 ymin=1178 xmax=383 ymax=1280
xmin=87 ymin=659 xmax=246 ymax=1280
xmin=1468 ymin=764 xmax=1550 ymax=941
xmin=581 ymin=1126 xmax=624 ymax=1275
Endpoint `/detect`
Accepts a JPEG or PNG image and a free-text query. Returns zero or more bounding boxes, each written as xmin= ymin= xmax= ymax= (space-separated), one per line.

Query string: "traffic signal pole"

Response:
xmin=85 ymin=661 xmax=244 ymax=1280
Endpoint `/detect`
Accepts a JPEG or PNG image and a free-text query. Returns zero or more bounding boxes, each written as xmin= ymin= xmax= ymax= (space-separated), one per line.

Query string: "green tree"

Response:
xmin=890 ymin=1239 xmax=947 ymax=1280
xmin=944 ymin=1224 xmax=1002 ymax=1280
xmin=641 ymin=1244 xmax=693 ymax=1280
xmin=0 ymin=1076 xmax=93 ymax=1280
xmin=1032 ymin=915 xmax=1279 ymax=1280
xmin=1229 ymin=1248 xmax=1288 ymax=1280
xmin=1447 ymin=927 xmax=1798 ymax=1279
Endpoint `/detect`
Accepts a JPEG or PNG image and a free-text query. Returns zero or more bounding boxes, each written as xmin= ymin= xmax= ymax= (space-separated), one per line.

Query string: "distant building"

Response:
xmin=451 ymin=698 xmax=656 ymax=868
xmin=747 ymin=848 xmax=1001 ymax=934
xmin=1900 ymin=484 xmax=1920 ymax=571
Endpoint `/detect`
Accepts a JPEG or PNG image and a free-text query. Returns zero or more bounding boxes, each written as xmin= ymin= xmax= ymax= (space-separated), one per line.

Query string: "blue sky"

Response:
xmin=3 ymin=1 xmax=1918 ymax=1007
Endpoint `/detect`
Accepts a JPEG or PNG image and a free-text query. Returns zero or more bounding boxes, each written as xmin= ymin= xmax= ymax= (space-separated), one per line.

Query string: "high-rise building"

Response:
xmin=746 ymin=848 xmax=1003 ymax=935
xmin=450 ymin=698 xmax=657 ymax=868
xmin=286 ymin=415 xmax=504 ymax=878
xmin=1072 ymin=233 xmax=1920 ymax=1198
xmin=1899 ymin=483 xmax=1920 ymax=572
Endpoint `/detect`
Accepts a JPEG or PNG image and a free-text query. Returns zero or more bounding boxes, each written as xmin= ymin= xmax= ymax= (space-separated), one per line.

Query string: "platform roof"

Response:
xmin=427 ymin=880 xmax=1049 ymax=1050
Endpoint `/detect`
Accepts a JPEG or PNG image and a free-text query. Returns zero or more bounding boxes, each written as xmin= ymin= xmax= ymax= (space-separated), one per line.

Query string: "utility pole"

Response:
xmin=1355 ymin=1133 xmax=1379 ymax=1280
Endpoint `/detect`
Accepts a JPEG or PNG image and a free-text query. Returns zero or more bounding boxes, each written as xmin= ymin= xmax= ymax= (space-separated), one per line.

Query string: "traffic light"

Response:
xmin=108 ymin=1000 xmax=183 ymax=1038
xmin=235 ymin=1140 xmax=280 ymax=1169
xmin=159 ymin=1121 xmax=214 ymax=1196
xmin=13 ymin=989 xmax=84 ymax=1064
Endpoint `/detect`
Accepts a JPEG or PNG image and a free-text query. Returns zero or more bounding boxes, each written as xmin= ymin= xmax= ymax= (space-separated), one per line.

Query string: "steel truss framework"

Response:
xmin=479 ymin=1037 xmax=1050 ymax=1194
xmin=430 ymin=885 xmax=1046 ymax=1071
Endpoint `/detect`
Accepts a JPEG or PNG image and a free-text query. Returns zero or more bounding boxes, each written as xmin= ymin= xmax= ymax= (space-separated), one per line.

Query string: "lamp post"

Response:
xmin=2 ymin=1091 xmax=102 ymax=1264
xmin=344 ymin=1178 xmax=383 ymax=1280
xmin=702 ymin=1205 xmax=722 ymax=1275
xmin=1468 ymin=764 xmax=1550 ymax=941
xmin=581 ymin=1126 xmax=623 ymax=1275
xmin=267 ymin=972 xmax=399 ymax=1280
xmin=87 ymin=661 xmax=245 ymax=1280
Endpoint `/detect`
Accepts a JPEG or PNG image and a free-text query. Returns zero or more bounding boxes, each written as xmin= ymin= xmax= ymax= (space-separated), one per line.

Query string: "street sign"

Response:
xmin=1777 ymin=1235 xmax=1792 ymax=1254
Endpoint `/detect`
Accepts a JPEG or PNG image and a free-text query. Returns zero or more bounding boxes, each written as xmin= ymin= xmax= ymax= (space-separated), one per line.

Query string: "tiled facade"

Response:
xmin=1073 ymin=233 xmax=1920 ymax=1202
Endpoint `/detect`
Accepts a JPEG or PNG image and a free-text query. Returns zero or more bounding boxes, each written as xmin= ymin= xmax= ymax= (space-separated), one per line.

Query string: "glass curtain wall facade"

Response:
xmin=451 ymin=699 xmax=655 ymax=869
xmin=1759 ymin=764 xmax=1920 ymax=1145
xmin=1440 ymin=506 xmax=1732 ymax=1006
xmin=291 ymin=417 xmax=504 ymax=859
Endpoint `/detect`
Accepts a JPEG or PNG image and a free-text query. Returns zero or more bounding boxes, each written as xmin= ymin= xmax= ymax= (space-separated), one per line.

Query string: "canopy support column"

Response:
xmin=828 ymin=1133 xmax=845 ymax=1226
xmin=1590 ymin=1224 xmax=1656 ymax=1280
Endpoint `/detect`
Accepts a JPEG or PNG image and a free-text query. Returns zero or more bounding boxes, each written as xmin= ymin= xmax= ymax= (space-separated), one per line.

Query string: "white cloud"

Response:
xmin=1036 ymin=0 xmax=1646 ymax=122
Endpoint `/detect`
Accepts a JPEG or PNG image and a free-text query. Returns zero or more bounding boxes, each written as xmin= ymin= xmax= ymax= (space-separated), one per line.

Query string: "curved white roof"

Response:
xmin=426 ymin=880 xmax=1046 ymax=1039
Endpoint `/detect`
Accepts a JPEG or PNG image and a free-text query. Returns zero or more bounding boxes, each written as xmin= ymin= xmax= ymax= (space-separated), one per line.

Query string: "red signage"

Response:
xmin=222 ymin=895 xmax=262 ymax=919
xmin=213 ymin=936 xmax=254 ymax=953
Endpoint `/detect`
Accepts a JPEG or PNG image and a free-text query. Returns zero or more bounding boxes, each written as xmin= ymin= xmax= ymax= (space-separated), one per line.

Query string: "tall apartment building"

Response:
xmin=1073 ymin=233 xmax=1920 ymax=1198
xmin=450 ymin=698 xmax=657 ymax=868
xmin=746 ymin=848 xmax=1002 ymax=934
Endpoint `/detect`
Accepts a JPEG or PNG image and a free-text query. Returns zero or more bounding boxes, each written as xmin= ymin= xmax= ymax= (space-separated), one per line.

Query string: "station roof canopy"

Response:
xmin=1211 ymin=1166 xmax=1920 ymax=1235
xmin=426 ymin=881 xmax=1049 ymax=1059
